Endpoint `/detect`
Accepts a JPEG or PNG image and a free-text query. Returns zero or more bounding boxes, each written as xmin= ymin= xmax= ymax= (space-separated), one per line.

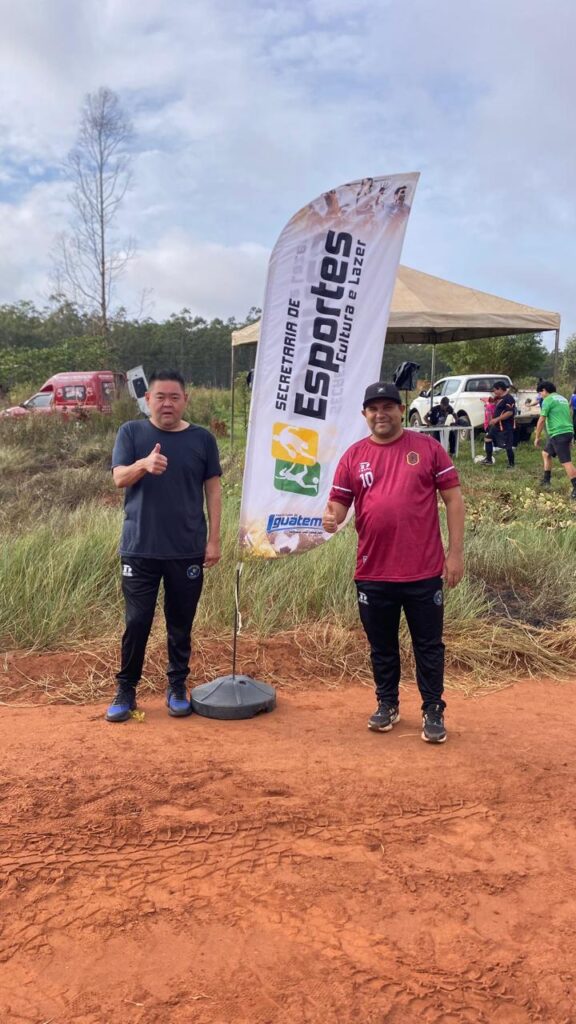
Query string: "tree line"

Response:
xmin=0 ymin=300 xmax=258 ymax=393
xmin=0 ymin=296 xmax=562 ymax=398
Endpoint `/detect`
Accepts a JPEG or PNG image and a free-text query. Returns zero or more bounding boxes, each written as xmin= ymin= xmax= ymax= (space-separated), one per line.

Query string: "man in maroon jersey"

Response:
xmin=322 ymin=382 xmax=465 ymax=743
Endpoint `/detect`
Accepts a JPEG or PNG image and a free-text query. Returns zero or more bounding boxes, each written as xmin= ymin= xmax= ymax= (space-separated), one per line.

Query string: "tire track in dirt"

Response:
xmin=0 ymin=799 xmax=496 ymax=977
xmin=1 ymin=797 xmax=568 ymax=1023
xmin=0 ymin=798 xmax=491 ymax=869
xmin=1 ymin=684 xmax=576 ymax=1024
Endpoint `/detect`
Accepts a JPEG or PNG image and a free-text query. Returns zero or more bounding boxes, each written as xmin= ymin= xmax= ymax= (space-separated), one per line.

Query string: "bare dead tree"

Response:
xmin=54 ymin=87 xmax=134 ymax=336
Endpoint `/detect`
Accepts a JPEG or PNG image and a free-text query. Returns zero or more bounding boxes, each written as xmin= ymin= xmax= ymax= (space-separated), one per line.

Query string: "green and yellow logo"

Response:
xmin=272 ymin=423 xmax=321 ymax=496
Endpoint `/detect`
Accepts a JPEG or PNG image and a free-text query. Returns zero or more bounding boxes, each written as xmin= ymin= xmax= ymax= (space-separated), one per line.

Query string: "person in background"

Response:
xmin=105 ymin=369 xmax=222 ymax=723
xmin=534 ymin=381 xmax=576 ymax=499
xmin=478 ymin=394 xmax=497 ymax=464
xmin=323 ymin=382 xmax=465 ymax=745
xmin=424 ymin=395 xmax=457 ymax=455
xmin=481 ymin=382 xmax=516 ymax=469
xmin=570 ymin=384 xmax=576 ymax=440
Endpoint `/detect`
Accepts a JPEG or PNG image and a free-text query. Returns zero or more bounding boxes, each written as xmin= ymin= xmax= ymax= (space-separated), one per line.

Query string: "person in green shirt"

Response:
xmin=534 ymin=381 xmax=576 ymax=499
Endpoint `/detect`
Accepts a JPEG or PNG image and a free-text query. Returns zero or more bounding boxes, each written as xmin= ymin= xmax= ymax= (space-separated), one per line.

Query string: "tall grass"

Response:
xmin=3 ymin=493 xmax=576 ymax=657
xmin=198 ymin=511 xmax=358 ymax=634
xmin=185 ymin=386 xmax=231 ymax=427
xmin=466 ymin=522 xmax=576 ymax=623
xmin=0 ymin=500 xmax=358 ymax=648
xmin=2 ymin=404 xmax=576 ymax=685
xmin=0 ymin=506 xmax=121 ymax=649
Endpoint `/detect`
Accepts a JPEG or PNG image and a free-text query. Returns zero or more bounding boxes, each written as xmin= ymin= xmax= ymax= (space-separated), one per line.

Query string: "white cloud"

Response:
xmin=0 ymin=180 xmax=69 ymax=302
xmin=121 ymin=234 xmax=269 ymax=322
xmin=0 ymin=0 xmax=574 ymax=340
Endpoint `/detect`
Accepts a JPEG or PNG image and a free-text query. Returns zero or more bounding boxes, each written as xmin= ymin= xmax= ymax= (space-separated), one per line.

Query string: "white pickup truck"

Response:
xmin=408 ymin=374 xmax=540 ymax=441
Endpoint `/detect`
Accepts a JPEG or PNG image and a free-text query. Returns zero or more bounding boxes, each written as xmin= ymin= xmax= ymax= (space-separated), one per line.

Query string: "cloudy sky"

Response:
xmin=1 ymin=0 xmax=575 ymax=343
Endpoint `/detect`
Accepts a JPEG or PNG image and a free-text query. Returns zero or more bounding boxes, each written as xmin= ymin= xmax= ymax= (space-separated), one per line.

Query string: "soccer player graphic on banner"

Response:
xmin=323 ymin=382 xmax=465 ymax=744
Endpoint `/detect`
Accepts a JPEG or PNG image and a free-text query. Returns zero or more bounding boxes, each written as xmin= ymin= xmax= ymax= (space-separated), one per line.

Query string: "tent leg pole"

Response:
xmin=430 ymin=343 xmax=436 ymax=418
xmin=230 ymin=344 xmax=235 ymax=449
xmin=553 ymin=329 xmax=560 ymax=380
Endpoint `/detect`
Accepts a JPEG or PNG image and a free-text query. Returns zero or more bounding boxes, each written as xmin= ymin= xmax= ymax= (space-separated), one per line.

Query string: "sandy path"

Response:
xmin=0 ymin=678 xmax=575 ymax=1023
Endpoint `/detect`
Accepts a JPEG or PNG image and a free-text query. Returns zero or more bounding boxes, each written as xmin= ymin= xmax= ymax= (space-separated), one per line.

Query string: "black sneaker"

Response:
xmin=105 ymin=687 xmax=137 ymax=723
xmin=421 ymin=704 xmax=447 ymax=744
xmin=539 ymin=476 xmax=551 ymax=490
xmin=479 ymin=458 xmax=494 ymax=465
xmin=368 ymin=703 xmax=400 ymax=732
xmin=166 ymin=685 xmax=192 ymax=717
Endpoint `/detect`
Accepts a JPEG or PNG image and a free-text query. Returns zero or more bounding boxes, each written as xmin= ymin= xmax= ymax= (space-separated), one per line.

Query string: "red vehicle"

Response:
xmin=1 ymin=371 xmax=125 ymax=418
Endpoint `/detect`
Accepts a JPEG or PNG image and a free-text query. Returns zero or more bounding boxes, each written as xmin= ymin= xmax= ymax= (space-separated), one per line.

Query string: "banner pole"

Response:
xmin=231 ymin=562 xmax=242 ymax=680
xmin=230 ymin=342 xmax=236 ymax=449
xmin=190 ymin=557 xmax=276 ymax=720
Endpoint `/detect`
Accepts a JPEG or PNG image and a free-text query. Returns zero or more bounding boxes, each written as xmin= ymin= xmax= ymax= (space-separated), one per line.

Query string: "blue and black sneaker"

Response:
xmin=105 ymin=687 xmax=137 ymax=723
xmin=368 ymin=703 xmax=400 ymax=732
xmin=166 ymin=685 xmax=192 ymax=718
xmin=421 ymin=704 xmax=447 ymax=744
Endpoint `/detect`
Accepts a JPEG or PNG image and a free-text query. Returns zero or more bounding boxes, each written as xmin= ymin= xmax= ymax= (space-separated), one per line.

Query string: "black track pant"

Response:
xmin=116 ymin=557 xmax=204 ymax=690
xmin=487 ymin=424 xmax=515 ymax=465
xmin=356 ymin=576 xmax=445 ymax=710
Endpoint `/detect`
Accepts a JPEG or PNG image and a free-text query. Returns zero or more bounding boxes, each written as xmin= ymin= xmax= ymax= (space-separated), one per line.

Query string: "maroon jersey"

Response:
xmin=329 ymin=431 xmax=460 ymax=582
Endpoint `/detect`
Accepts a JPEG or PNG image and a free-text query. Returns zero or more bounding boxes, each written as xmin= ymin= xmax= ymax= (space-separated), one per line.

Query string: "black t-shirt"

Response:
xmin=493 ymin=394 xmax=516 ymax=429
xmin=112 ymin=419 xmax=222 ymax=558
xmin=428 ymin=402 xmax=454 ymax=426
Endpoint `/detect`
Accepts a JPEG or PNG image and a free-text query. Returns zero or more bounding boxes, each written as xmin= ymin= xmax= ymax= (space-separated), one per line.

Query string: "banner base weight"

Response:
xmin=191 ymin=675 xmax=276 ymax=720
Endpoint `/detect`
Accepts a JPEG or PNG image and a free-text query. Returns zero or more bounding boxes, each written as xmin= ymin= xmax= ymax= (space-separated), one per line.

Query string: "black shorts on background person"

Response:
xmin=482 ymin=382 xmax=516 ymax=468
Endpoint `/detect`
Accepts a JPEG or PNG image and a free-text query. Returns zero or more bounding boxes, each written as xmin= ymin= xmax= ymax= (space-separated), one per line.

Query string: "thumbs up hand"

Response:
xmin=322 ymin=500 xmax=339 ymax=534
xmin=145 ymin=442 xmax=168 ymax=475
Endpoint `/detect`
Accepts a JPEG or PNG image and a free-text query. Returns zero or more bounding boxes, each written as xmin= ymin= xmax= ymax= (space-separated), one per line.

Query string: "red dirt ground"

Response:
xmin=0 ymin=667 xmax=575 ymax=1024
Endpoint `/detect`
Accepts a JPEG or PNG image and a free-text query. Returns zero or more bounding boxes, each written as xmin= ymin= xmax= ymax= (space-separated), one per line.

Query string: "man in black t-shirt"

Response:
xmin=105 ymin=369 xmax=222 ymax=722
xmin=482 ymin=381 xmax=516 ymax=468
xmin=424 ymin=396 xmax=457 ymax=455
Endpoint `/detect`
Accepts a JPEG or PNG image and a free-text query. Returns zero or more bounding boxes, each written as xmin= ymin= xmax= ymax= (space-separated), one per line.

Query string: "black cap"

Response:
xmin=362 ymin=382 xmax=402 ymax=406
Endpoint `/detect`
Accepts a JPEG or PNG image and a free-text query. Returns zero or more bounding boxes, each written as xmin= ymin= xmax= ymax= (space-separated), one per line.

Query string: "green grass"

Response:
xmin=0 ymin=506 xmax=121 ymax=649
xmin=1 ymin=411 xmax=576 ymax=688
